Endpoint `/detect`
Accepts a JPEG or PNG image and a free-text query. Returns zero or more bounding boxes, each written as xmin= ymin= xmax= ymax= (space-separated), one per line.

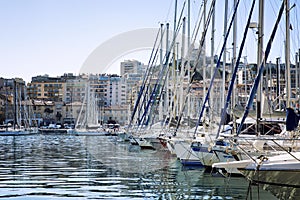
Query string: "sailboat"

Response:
xmin=170 ymin=0 xmax=243 ymax=168
xmin=75 ymin=80 xmax=102 ymax=134
xmin=212 ymin=2 xmax=300 ymax=199
xmin=1 ymin=79 xmax=39 ymax=135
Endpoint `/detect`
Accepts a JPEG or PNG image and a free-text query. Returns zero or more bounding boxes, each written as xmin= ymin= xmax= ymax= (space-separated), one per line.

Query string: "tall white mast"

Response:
xmin=285 ymin=0 xmax=291 ymax=108
xmin=165 ymin=23 xmax=170 ymax=120
xmin=296 ymin=52 xmax=298 ymax=97
xmin=298 ymin=48 xmax=300 ymax=103
xmin=179 ymin=17 xmax=186 ymax=113
xmin=222 ymin=0 xmax=228 ymax=108
xmin=187 ymin=0 xmax=191 ymax=120
xmin=159 ymin=23 xmax=164 ymax=122
xmin=256 ymin=0 xmax=264 ymax=132
xmin=202 ymin=0 xmax=206 ymax=110
xmin=210 ymin=0 xmax=215 ymax=120
xmin=173 ymin=0 xmax=178 ymax=117
xmin=232 ymin=0 xmax=237 ymax=132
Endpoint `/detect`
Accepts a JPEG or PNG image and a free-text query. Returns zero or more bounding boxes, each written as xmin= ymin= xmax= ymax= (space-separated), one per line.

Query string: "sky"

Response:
xmin=0 ymin=0 xmax=299 ymax=83
xmin=0 ymin=0 xmax=174 ymax=82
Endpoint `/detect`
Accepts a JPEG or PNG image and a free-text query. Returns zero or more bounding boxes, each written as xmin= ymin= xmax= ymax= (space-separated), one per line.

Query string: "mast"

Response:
xmin=276 ymin=57 xmax=281 ymax=110
xmin=5 ymin=80 xmax=8 ymax=130
xmin=296 ymin=52 xmax=298 ymax=101
xmin=298 ymin=48 xmax=300 ymax=104
xmin=187 ymin=0 xmax=191 ymax=121
xmin=210 ymin=4 xmax=215 ymax=73
xmin=13 ymin=79 xmax=17 ymax=130
xmin=173 ymin=0 xmax=177 ymax=81
xmin=173 ymin=0 xmax=216 ymax=135
xmin=210 ymin=0 xmax=215 ymax=121
xmin=256 ymin=0 xmax=264 ymax=133
xmin=127 ymin=27 xmax=161 ymax=130
xmin=179 ymin=17 xmax=186 ymax=113
xmin=173 ymin=0 xmax=178 ymax=118
xmin=216 ymin=0 xmax=256 ymax=138
xmin=232 ymin=0 xmax=237 ymax=132
xmin=202 ymin=0 xmax=206 ymax=110
xmin=138 ymin=2 xmax=185 ymax=130
xmin=165 ymin=23 xmax=170 ymax=121
xmin=176 ymin=42 xmax=179 ymax=116
xmin=222 ymin=0 xmax=228 ymax=108
xmin=159 ymin=23 xmax=164 ymax=121
xmin=194 ymin=0 xmax=241 ymax=136
xmin=285 ymin=0 xmax=291 ymax=108
xmin=19 ymin=85 xmax=22 ymax=127
xmin=187 ymin=0 xmax=190 ymax=49
xmin=237 ymin=0 xmax=285 ymax=135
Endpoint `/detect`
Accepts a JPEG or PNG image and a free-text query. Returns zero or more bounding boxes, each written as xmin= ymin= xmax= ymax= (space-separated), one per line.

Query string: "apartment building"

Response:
xmin=27 ymin=74 xmax=75 ymax=102
xmin=65 ymin=75 xmax=88 ymax=104
xmin=120 ymin=59 xmax=146 ymax=76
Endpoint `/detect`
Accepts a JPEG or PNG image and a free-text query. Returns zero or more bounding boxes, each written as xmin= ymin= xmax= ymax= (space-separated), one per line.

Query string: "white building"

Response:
xmin=103 ymin=105 xmax=128 ymax=126
xmin=65 ymin=75 xmax=88 ymax=104
xmin=108 ymin=75 xmax=126 ymax=106
xmin=120 ymin=60 xmax=146 ymax=76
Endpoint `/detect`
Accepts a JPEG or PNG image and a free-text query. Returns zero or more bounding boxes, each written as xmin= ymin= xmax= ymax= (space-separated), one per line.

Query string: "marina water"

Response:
xmin=0 ymin=133 xmax=277 ymax=199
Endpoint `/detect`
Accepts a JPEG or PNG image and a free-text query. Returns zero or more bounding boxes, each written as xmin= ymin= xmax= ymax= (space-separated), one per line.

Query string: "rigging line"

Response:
xmin=127 ymin=27 xmax=161 ymax=130
xmin=131 ymin=40 xmax=162 ymax=131
xmin=169 ymin=1 xmax=211 ymax=131
xmin=190 ymin=0 xmax=203 ymax=32
xmin=216 ymin=0 xmax=256 ymax=138
xmin=131 ymin=25 xmax=168 ymax=128
xmin=191 ymin=1 xmax=204 ymax=42
xmin=290 ymin=3 xmax=299 ymax=57
xmin=147 ymin=57 xmax=173 ymax=127
xmin=173 ymin=0 xmax=216 ymax=136
xmin=271 ymin=139 xmax=300 ymax=162
xmin=231 ymin=139 xmax=257 ymax=163
xmin=165 ymin=0 xmax=175 ymax=23
xmin=138 ymin=25 xmax=181 ymax=128
xmin=269 ymin=0 xmax=286 ymax=55
xmin=135 ymin=55 xmax=160 ymax=130
xmin=186 ymin=4 xmax=206 ymax=67
xmin=137 ymin=13 xmax=184 ymax=131
xmin=268 ymin=0 xmax=280 ymax=20
xmin=141 ymin=2 xmax=185 ymax=128
xmin=165 ymin=31 xmax=188 ymax=130
xmin=238 ymin=2 xmax=253 ymax=59
xmin=136 ymin=47 xmax=160 ymax=125
xmin=174 ymin=1 xmax=186 ymax=39
xmin=236 ymin=1 xmax=285 ymax=135
xmin=193 ymin=0 xmax=242 ymax=137
xmin=138 ymin=45 xmax=161 ymax=109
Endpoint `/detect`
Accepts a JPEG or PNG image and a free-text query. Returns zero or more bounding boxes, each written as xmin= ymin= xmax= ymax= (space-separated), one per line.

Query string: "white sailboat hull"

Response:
xmin=213 ymin=152 xmax=300 ymax=187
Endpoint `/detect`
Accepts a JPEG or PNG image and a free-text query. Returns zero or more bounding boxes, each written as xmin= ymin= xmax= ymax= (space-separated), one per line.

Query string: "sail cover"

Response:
xmin=286 ymin=107 xmax=299 ymax=131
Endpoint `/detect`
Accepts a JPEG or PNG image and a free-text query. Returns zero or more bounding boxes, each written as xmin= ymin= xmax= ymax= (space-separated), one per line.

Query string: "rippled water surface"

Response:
xmin=0 ymin=134 xmax=277 ymax=199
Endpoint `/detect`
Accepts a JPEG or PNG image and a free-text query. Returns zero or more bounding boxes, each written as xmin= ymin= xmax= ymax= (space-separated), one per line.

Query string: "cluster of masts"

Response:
xmin=127 ymin=0 xmax=299 ymax=136
xmin=121 ymin=1 xmax=300 ymax=198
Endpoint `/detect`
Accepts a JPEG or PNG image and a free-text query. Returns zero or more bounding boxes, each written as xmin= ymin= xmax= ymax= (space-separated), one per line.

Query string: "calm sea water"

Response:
xmin=0 ymin=134 xmax=277 ymax=200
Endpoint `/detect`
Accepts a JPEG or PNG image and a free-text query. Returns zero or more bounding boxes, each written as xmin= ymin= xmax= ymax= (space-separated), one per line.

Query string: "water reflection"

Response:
xmin=0 ymin=134 xmax=277 ymax=199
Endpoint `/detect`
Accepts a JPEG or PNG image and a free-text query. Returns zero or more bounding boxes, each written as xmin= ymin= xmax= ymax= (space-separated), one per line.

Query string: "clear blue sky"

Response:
xmin=0 ymin=0 xmax=299 ymax=83
xmin=0 ymin=0 xmax=174 ymax=82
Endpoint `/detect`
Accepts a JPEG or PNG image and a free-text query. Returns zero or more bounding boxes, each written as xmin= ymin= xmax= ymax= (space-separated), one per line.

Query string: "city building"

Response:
xmin=0 ymin=77 xmax=26 ymax=126
xmin=65 ymin=75 xmax=88 ymax=104
xmin=109 ymin=75 xmax=126 ymax=106
xmin=27 ymin=73 xmax=76 ymax=102
xmin=103 ymin=105 xmax=129 ymax=126
xmin=120 ymin=59 xmax=146 ymax=76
